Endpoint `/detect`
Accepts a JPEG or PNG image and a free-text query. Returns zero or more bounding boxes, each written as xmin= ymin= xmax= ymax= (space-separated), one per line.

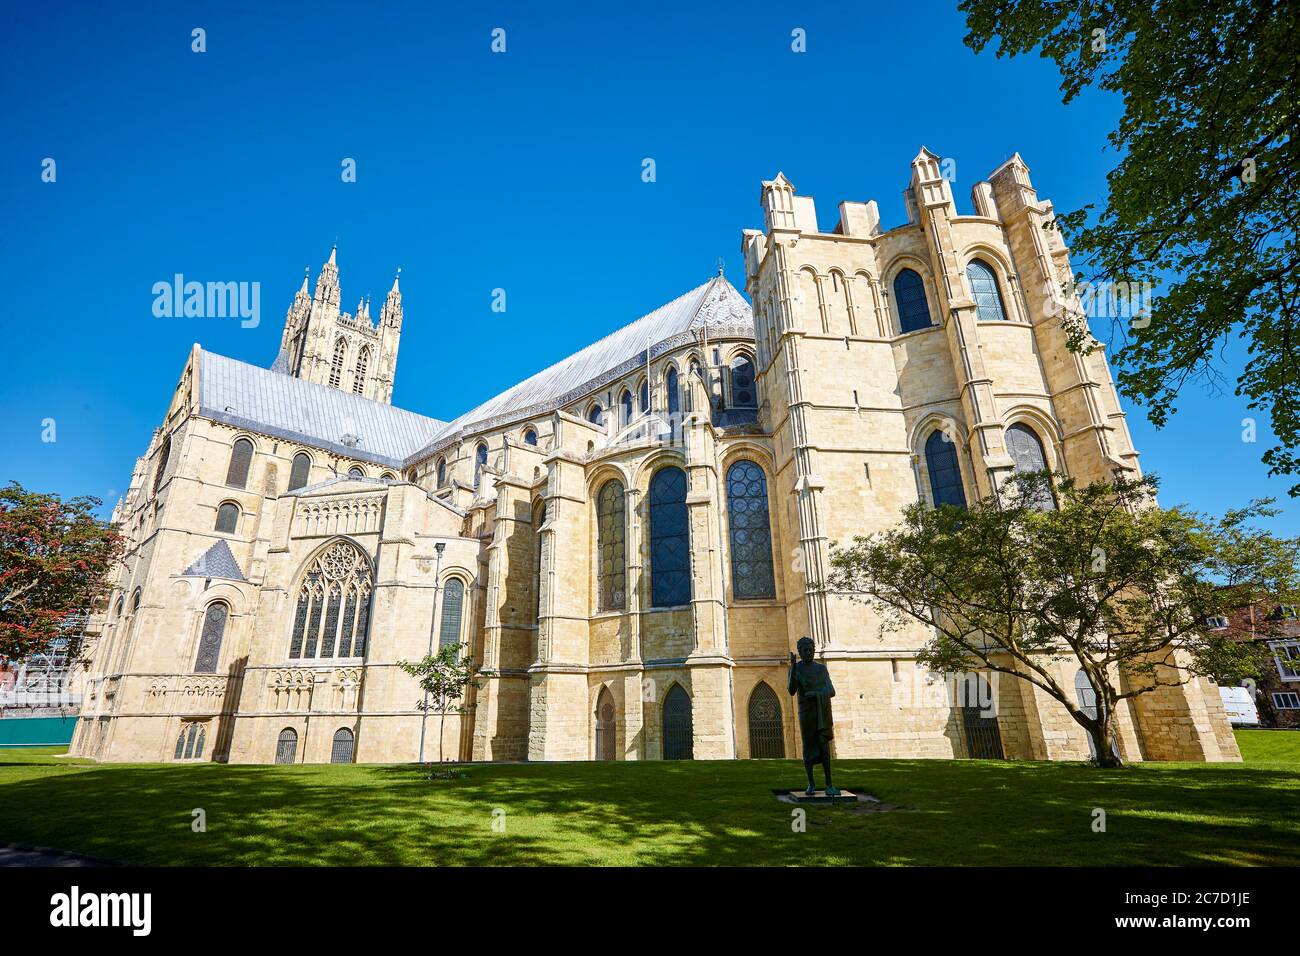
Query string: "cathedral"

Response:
xmin=71 ymin=151 xmax=1239 ymax=765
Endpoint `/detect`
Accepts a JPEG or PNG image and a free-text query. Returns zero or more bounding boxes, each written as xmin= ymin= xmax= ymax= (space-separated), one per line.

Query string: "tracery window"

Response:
xmin=730 ymin=355 xmax=757 ymax=408
xmin=174 ymin=721 xmax=206 ymax=761
xmin=596 ymin=479 xmax=626 ymax=611
xmin=194 ymin=602 xmax=228 ymax=673
xmin=725 ymin=460 xmax=775 ymax=599
xmin=329 ymin=338 xmax=347 ymax=388
xmin=894 ymin=268 xmax=932 ymax=333
xmin=649 ymin=466 xmax=690 ymax=608
xmin=353 ymin=347 xmax=369 ymax=394
xmin=288 ymin=541 xmax=373 ymax=660
xmin=474 ymin=443 xmax=488 ymax=488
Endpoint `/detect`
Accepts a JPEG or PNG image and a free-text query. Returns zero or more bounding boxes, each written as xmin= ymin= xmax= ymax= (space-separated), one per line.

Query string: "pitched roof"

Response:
xmin=181 ymin=539 xmax=247 ymax=581
xmin=407 ymin=275 xmax=753 ymax=460
xmin=198 ymin=349 xmax=449 ymax=467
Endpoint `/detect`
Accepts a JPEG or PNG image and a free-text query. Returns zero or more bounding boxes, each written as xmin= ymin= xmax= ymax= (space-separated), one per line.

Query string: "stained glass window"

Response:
xmin=924 ymin=430 xmax=967 ymax=508
xmin=225 ymin=438 xmax=253 ymax=489
xmin=730 ymin=356 xmax=757 ymax=407
xmin=289 ymin=452 xmax=311 ymax=491
xmin=649 ymin=467 xmax=691 ymax=607
xmin=289 ymin=541 xmax=373 ymax=659
xmin=436 ymin=458 xmax=447 ymax=487
xmin=439 ymin=578 xmax=466 ymax=652
xmin=194 ymin=602 xmax=228 ymax=673
xmin=894 ymin=268 xmax=932 ymax=333
xmin=597 ymin=480 xmax=626 ymax=611
xmin=474 ymin=443 xmax=488 ymax=488
xmin=214 ymin=502 xmax=239 ymax=533
xmin=523 ymin=428 xmax=538 ymax=446
xmin=639 ymin=381 xmax=649 ymax=414
xmin=726 ymin=461 xmax=775 ymax=599
xmin=1006 ymin=423 xmax=1056 ymax=511
xmin=620 ymin=389 xmax=634 ymax=429
xmin=665 ymin=366 xmax=680 ymax=416
xmin=587 ymin=404 xmax=604 ymax=426
xmin=967 ymin=259 xmax=1008 ymax=321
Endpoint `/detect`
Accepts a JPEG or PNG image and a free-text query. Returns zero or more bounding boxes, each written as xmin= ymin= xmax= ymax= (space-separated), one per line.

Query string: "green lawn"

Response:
xmin=0 ymin=730 xmax=1296 ymax=866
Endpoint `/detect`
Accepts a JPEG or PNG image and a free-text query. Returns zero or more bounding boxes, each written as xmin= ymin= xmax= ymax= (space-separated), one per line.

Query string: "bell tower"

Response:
xmin=271 ymin=246 xmax=403 ymax=404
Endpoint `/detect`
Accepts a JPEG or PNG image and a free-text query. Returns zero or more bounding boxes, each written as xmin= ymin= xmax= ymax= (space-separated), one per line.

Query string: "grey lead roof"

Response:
xmin=405 ymin=275 xmax=754 ymax=461
xmin=181 ymin=539 xmax=247 ymax=581
xmin=195 ymin=274 xmax=752 ymax=468
xmin=198 ymin=350 xmax=450 ymax=467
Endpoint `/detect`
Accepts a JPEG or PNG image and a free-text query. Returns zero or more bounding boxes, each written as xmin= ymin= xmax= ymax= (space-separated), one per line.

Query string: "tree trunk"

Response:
xmin=439 ymin=705 xmax=447 ymax=764
xmin=1088 ymin=714 xmax=1123 ymax=768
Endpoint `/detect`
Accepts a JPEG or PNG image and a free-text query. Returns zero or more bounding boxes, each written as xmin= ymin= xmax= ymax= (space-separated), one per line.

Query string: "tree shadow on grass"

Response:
xmin=0 ymin=757 xmax=1295 ymax=866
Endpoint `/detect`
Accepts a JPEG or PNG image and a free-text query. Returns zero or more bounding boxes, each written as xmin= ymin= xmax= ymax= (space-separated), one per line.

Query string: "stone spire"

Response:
xmin=314 ymin=244 xmax=341 ymax=312
xmin=380 ymin=268 xmax=403 ymax=328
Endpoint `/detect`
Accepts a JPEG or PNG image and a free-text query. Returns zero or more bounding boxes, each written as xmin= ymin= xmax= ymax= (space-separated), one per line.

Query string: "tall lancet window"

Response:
xmin=665 ymin=366 xmax=680 ymax=416
xmin=329 ymin=338 xmax=347 ymax=388
xmin=596 ymin=479 xmax=627 ymax=611
xmin=353 ymin=347 xmax=369 ymax=394
xmin=289 ymin=541 xmax=373 ymax=660
xmin=649 ymin=466 xmax=691 ymax=608
xmin=725 ymin=460 xmax=775 ymax=599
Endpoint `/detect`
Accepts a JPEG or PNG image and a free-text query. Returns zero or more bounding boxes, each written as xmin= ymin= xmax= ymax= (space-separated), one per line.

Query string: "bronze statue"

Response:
xmin=788 ymin=636 xmax=839 ymax=795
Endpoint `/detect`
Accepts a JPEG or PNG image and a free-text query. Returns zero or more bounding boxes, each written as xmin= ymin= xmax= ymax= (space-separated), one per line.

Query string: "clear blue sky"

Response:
xmin=1 ymin=0 xmax=1293 ymax=532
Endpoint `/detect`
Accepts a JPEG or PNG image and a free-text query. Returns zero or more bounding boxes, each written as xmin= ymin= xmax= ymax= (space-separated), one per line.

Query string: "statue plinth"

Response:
xmin=787 ymin=789 xmax=859 ymax=805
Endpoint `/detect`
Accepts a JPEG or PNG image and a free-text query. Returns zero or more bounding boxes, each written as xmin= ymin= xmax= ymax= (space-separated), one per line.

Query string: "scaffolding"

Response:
xmin=0 ymin=613 xmax=87 ymax=714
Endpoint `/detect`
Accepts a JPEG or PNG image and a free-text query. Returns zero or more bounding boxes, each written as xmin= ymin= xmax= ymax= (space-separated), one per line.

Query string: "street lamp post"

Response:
xmin=417 ymin=541 xmax=445 ymax=765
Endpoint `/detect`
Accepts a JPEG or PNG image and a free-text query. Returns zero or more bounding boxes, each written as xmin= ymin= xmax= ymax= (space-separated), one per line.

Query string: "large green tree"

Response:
xmin=827 ymin=472 xmax=1299 ymax=766
xmin=0 ymin=482 xmax=121 ymax=663
xmin=962 ymin=0 xmax=1300 ymax=490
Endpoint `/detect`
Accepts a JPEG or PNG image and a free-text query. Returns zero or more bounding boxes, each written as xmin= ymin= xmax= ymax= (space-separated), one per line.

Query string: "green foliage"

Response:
xmin=961 ymin=0 xmax=1300 ymax=491
xmin=398 ymin=643 xmax=479 ymax=715
xmin=828 ymin=472 xmax=1299 ymax=765
xmin=0 ymin=482 xmax=122 ymax=662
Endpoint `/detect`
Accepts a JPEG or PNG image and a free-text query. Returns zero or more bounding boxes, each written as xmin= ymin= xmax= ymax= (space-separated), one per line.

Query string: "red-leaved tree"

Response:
xmin=0 ymin=482 xmax=122 ymax=663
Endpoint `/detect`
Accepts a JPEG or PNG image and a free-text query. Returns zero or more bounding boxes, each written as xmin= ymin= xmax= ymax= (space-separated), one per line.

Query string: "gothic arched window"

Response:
xmin=152 ymin=433 xmax=172 ymax=494
xmin=289 ymin=540 xmax=373 ymax=660
xmin=662 ymin=684 xmax=693 ymax=760
xmin=275 ymin=728 xmax=298 ymax=764
xmin=330 ymin=727 xmax=355 ymax=764
xmin=894 ymin=268 xmax=932 ymax=333
xmin=587 ymin=403 xmax=605 ymax=426
xmin=730 ymin=355 xmax=757 ymax=408
xmin=595 ymin=687 xmax=616 ymax=761
xmin=649 ymin=466 xmax=690 ymax=608
xmin=214 ymin=502 xmax=239 ymax=533
xmin=967 ymin=259 xmax=1008 ymax=322
xmin=225 ymin=438 xmax=254 ymax=489
xmin=726 ymin=460 xmax=775 ymax=599
xmin=620 ymin=389 xmax=634 ymax=429
xmin=523 ymin=428 xmax=538 ymax=446
xmin=353 ymin=347 xmax=369 ymax=394
xmin=438 ymin=578 xmax=466 ymax=652
xmin=748 ymin=682 xmax=785 ymax=758
xmin=532 ymin=499 xmax=545 ymax=626
xmin=665 ymin=366 xmax=680 ymax=416
xmin=347 ymin=466 xmax=364 ymax=479
xmin=436 ymin=458 xmax=447 ymax=487
xmin=174 ymin=721 xmax=206 ymax=761
xmin=639 ymin=381 xmax=649 ymax=415
xmin=288 ymin=452 xmax=311 ymax=492
xmin=924 ymin=430 xmax=967 ymax=508
xmin=1006 ymin=423 xmax=1057 ymax=511
xmin=597 ymin=479 xmax=626 ymax=611
xmin=194 ymin=602 xmax=228 ymax=673
xmin=474 ymin=443 xmax=488 ymax=488
xmin=329 ymin=338 xmax=347 ymax=388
